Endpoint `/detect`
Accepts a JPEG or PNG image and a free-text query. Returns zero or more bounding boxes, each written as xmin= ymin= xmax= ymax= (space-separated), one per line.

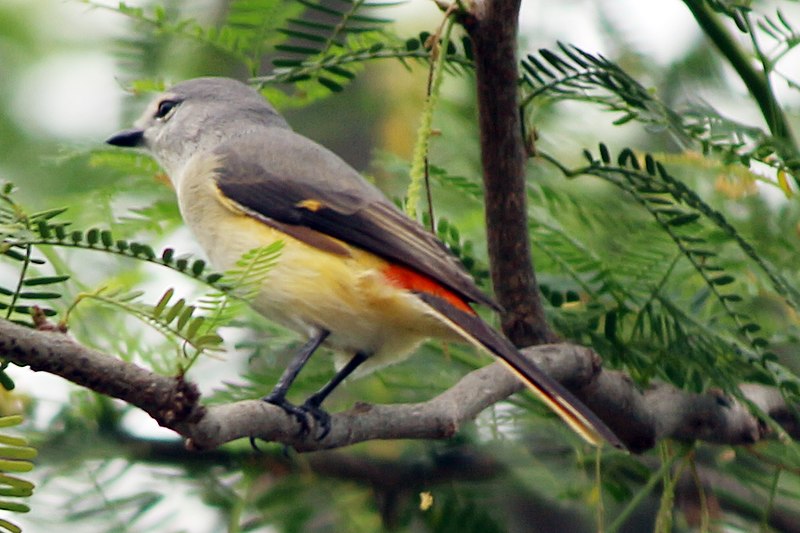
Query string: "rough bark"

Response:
xmin=462 ymin=0 xmax=558 ymax=346
xmin=0 ymin=318 xmax=793 ymax=454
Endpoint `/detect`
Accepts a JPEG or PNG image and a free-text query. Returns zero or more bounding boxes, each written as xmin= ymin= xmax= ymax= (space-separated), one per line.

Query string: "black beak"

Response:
xmin=106 ymin=128 xmax=144 ymax=147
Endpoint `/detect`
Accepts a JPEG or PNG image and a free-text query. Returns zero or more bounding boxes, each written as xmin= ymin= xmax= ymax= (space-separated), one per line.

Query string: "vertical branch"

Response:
xmin=461 ymin=0 xmax=557 ymax=345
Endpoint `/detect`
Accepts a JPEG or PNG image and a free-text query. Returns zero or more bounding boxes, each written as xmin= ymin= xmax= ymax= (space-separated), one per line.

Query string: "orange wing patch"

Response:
xmin=382 ymin=263 xmax=475 ymax=315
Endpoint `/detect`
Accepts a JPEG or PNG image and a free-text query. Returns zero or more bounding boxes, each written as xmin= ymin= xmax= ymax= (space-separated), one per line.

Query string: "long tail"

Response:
xmin=417 ymin=293 xmax=624 ymax=450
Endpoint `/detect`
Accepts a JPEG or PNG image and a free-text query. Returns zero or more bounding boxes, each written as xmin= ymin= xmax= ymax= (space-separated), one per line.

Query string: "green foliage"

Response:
xmin=0 ymin=416 xmax=37 ymax=533
xmin=258 ymin=30 xmax=473 ymax=108
xmin=87 ymin=0 xmax=474 ymax=110
xmin=428 ymin=215 xmax=489 ymax=288
xmin=61 ymin=242 xmax=284 ymax=371
xmin=420 ymin=489 xmax=505 ymax=533
xmin=0 ymin=186 xmax=69 ymax=327
xmin=64 ymin=286 xmax=225 ymax=371
xmin=530 ymin=144 xmax=800 ymax=401
xmin=520 ymin=43 xmax=686 ymax=140
xmin=269 ymin=0 xmax=396 ymax=95
xmin=406 ymin=16 xmax=455 ymax=219
xmin=82 ymin=0 xmax=302 ymax=77
xmin=0 ymin=185 xmax=72 ymax=390
xmin=0 ymin=181 xmax=283 ymax=374
xmin=23 ymin=218 xmax=225 ymax=288
xmin=686 ymin=0 xmax=800 ymax=184
xmin=522 ymin=42 xmax=800 ymax=190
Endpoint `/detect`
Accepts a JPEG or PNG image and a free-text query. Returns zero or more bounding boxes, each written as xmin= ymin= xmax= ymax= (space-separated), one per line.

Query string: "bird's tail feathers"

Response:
xmin=417 ymin=293 xmax=624 ymax=450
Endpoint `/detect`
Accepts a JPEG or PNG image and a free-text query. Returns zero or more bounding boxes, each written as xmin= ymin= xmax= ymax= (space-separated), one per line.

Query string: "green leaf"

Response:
xmin=22 ymin=275 xmax=69 ymax=286
xmin=323 ymin=65 xmax=355 ymax=79
xmin=666 ymin=213 xmax=700 ymax=226
xmin=278 ymin=28 xmax=327 ymax=43
xmin=0 ymin=517 xmax=23 ymax=532
xmin=0 ymin=460 xmax=32 ymax=473
xmin=194 ymin=334 xmax=223 ymax=347
xmin=206 ymin=273 xmax=223 ymax=284
xmin=0 ymin=417 xmax=23 ymax=429
xmin=740 ymin=323 xmax=761 ymax=333
xmin=2 ymin=250 xmax=26 ymax=262
xmin=0 ymin=447 xmax=36 ymax=461
xmin=599 ymin=143 xmax=611 ymax=163
xmin=273 ymin=57 xmax=303 ymax=66
xmin=185 ymin=316 xmax=206 ymax=339
xmin=191 ymin=259 xmax=206 ymax=277
xmin=86 ymin=228 xmax=100 ymax=246
xmin=0 ymin=374 xmax=14 ymax=392
xmin=35 ymin=221 xmax=51 ymax=239
xmin=29 ymin=207 xmax=67 ymax=221
xmin=163 ymin=298 xmax=186 ymax=324
xmin=710 ymin=275 xmax=735 ymax=286
xmin=16 ymin=292 xmax=60 ymax=300
xmin=100 ymin=230 xmax=113 ymax=248
xmin=317 ymin=76 xmax=343 ymax=92
xmin=275 ymin=44 xmax=323 ymax=55
xmin=153 ymin=288 xmax=174 ymax=318
xmin=0 ymin=501 xmax=28 ymax=514
xmin=176 ymin=305 xmax=196 ymax=331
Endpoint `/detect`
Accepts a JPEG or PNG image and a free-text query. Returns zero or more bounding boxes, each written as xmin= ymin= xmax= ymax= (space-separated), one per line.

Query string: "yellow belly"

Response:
xmin=176 ymin=162 xmax=458 ymax=373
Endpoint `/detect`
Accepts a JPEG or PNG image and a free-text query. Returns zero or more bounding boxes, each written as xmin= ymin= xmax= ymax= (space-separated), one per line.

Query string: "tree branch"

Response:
xmin=461 ymin=0 xmax=557 ymax=346
xmin=0 ymin=318 xmax=795 ymax=454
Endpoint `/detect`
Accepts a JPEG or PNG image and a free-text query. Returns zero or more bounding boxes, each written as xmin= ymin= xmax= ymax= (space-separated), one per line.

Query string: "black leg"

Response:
xmin=260 ymin=329 xmax=330 ymax=433
xmin=304 ymin=351 xmax=368 ymax=408
xmin=301 ymin=351 xmax=368 ymax=439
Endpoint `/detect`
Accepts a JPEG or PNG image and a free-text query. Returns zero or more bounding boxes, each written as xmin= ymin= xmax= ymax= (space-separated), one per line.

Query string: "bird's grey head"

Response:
xmin=106 ymin=77 xmax=289 ymax=178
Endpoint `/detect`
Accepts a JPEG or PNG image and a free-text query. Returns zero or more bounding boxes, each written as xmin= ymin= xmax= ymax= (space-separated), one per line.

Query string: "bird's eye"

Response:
xmin=154 ymin=99 xmax=179 ymax=120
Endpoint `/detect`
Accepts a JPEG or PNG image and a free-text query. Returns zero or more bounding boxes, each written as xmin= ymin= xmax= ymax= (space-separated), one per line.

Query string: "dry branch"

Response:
xmin=0 ymin=318 xmax=793 ymax=454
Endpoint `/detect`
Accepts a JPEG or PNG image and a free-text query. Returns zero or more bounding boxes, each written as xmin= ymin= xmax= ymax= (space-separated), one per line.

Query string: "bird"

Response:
xmin=106 ymin=77 xmax=622 ymax=448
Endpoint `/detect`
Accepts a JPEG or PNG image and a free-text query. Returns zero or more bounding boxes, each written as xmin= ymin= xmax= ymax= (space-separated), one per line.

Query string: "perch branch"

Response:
xmin=0 ymin=318 xmax=794 ymax=454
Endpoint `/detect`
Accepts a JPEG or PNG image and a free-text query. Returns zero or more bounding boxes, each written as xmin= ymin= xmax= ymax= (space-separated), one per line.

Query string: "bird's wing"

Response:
xmin=211 ymin=131 xmax=498 ymax=310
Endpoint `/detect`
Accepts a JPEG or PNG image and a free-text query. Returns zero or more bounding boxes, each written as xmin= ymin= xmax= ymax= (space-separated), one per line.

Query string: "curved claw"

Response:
xmin=248 ymin=435 xmax=294 ymax=459
xmin=249 ymin=435 xmax=264 ymax=452
xmin=301 ymin=401 xmax=332 ymax=440
xmin=261 ymin=394 xmax=312 ymax=436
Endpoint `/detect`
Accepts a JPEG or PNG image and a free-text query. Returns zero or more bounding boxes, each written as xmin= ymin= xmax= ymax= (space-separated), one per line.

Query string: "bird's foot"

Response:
xmin=260 ymin=394 xmax=331 ymax=440
xmin=262 ymin=393 xmax=311 ymax=435
xmin=300 ymin=399 xmax=331 ymax=440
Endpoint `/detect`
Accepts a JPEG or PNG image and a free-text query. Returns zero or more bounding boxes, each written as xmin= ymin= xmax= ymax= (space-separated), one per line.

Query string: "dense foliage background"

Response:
xmin=0 ymin=0 xmax=799 ymax=531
